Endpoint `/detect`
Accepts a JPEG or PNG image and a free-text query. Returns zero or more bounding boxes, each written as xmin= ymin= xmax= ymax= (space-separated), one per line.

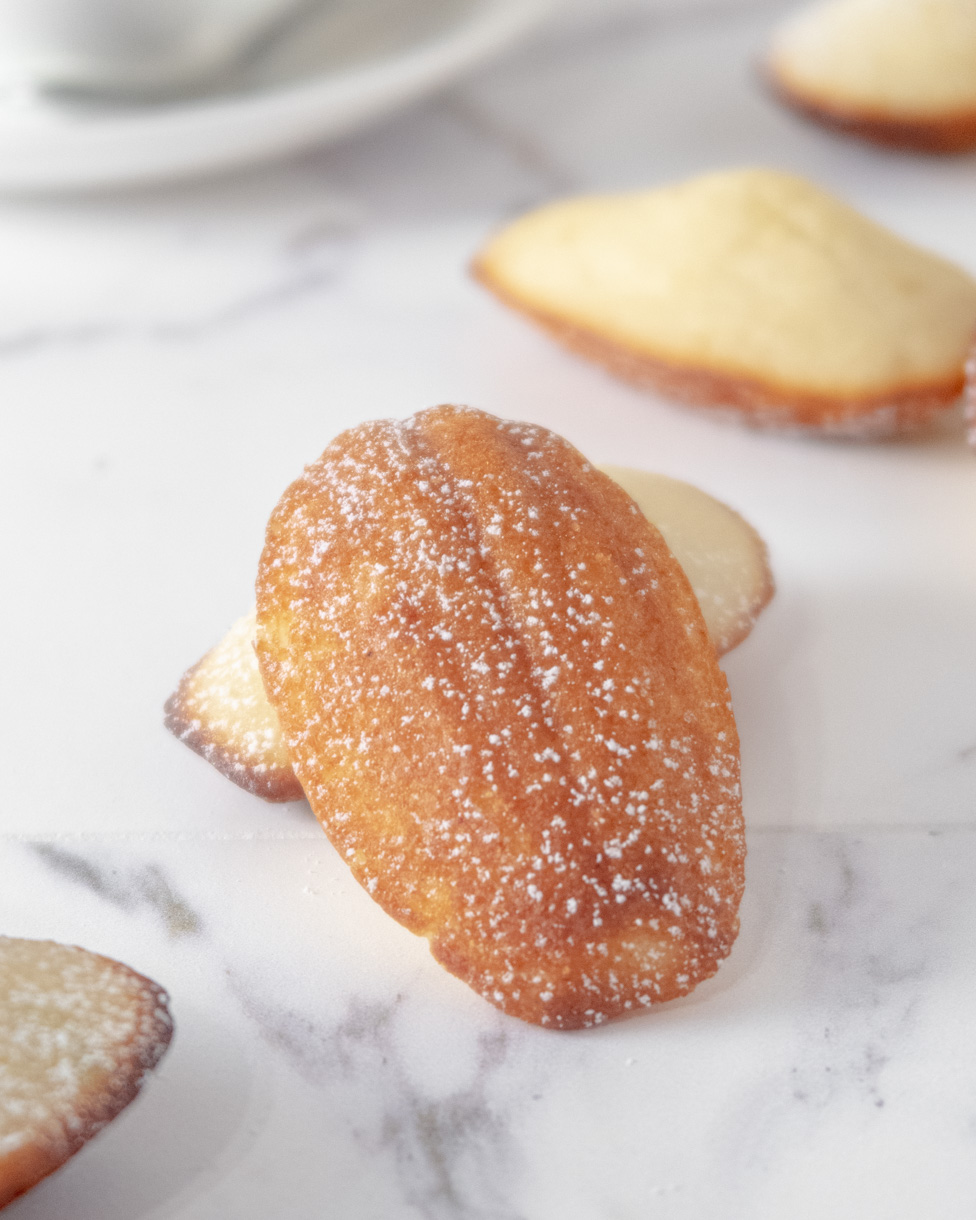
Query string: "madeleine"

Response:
xmin=254 ymin=406 xmax=745 ymax=1028
xmin=474 ymin=169 xmax=976 ymax=435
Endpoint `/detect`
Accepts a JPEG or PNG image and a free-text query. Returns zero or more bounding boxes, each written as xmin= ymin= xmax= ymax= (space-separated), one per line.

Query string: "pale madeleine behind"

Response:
xmin=603 ymin=467 xmax=773 ymax=656
xmin=475 ymin=169 xmax=976 ymax=431
xmin=165 ymin=611 xmax=303 ymax=802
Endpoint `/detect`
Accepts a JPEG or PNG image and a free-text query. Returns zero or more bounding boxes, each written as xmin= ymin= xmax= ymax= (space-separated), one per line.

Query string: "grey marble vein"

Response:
xmin=150 ymin=261 xmax=344 ymax=341
xmin=230 ymin=977 xmax=528 ymax=1220
xmin=0 ymin=322 xmax=117 ymax=359
xmin=30 ymin=843 xmax=203 ymax=938
xmin=716 ymin=831 xmax=976 ymax=1211
xmin=0 ymin=181 xmax=361 ymax=350
xmin=441 ymin=93 xmax=580 ymax=202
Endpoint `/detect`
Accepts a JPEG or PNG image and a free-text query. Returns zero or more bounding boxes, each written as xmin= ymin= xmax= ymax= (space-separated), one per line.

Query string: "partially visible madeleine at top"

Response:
xmin=0 ymin=937 xmax=172 ymax=1209
xmin=474 ymin=169 xmax=976 ymax=436
xmin=164 ymin=467 xmax=773 ymax=802
xmin=768 ymin=0 xmax=976 ymax=152
xmin=255 ymin=406 xmax=746 ymax=1029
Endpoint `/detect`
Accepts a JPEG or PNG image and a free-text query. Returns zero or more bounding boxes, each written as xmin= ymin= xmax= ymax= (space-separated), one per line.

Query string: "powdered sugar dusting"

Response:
xmin=0 ymin=938 xmax=172 ymax=1170
xmin=256 ymin=406 xmax=745 ymax=1029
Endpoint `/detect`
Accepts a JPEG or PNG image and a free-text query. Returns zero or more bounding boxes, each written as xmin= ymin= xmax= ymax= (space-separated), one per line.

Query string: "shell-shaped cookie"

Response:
xmin=474 ymin=170 xmax=976 ymax=435
xmin=164 ymin=469 xmax=773 ymax=801
xmin=0 ymin=937 xmax=172 ymax=1209
xmin=767 ymin=0 xmax=976 ymax=152
xmin=256 ymin=405 xmax=745 ymax=1029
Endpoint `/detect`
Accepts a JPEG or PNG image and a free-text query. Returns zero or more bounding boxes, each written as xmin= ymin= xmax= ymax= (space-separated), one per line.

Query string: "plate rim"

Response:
xmin=0 ymin=0 xmax=560 ymax=191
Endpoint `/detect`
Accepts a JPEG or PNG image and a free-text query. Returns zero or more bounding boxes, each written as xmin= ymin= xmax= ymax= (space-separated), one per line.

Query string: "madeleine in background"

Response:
xmin=767 ymin=0 xmax=976 ymax=152
xmin=474 ymin=169 xmax=976 ymax=436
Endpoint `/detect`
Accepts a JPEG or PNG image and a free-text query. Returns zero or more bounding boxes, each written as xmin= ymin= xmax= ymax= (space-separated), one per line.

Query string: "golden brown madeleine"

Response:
xmin=474 ymin=170 xmax=976 ymax=436
xmin=165 ymin=611 xmax=304 ymax=802
xmin=0 ymin=938 xmax=172 ymax=1209
xmin=256 ymin=406 xmax=745 ymax=1029
xmin=966 ymin=337 xmax=976 ymax=449
xmin=165 ymin=471 xmax=773 ymax=801
xmin=768 ymin=0 xmax=976 ymax=153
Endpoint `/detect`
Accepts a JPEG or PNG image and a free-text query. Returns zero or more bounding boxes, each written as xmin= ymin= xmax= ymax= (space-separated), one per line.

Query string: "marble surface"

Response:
xmin=2 ymin=0 xmax=975 ymax=1215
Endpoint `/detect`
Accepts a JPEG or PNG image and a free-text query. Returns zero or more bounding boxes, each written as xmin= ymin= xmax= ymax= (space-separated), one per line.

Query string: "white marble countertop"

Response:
xmin=2 ymin=1 xmax=976 ymax=1216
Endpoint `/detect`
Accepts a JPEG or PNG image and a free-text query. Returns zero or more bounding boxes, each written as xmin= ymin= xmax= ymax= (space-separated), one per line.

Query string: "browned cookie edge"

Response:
xmin=164 ymin=659 xmax=305 ymax=804
xmin=764 ymin=62 xmax=976 ymax=154
xmin=473 ymin=259 xmax=962 ymax=436
xmin=0 ymin=942 xmax=173 ymax=1209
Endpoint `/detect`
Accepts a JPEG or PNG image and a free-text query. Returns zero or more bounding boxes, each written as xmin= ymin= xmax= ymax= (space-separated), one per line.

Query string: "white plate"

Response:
xmin=0 ymin=0 xmax=557 ymax=191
